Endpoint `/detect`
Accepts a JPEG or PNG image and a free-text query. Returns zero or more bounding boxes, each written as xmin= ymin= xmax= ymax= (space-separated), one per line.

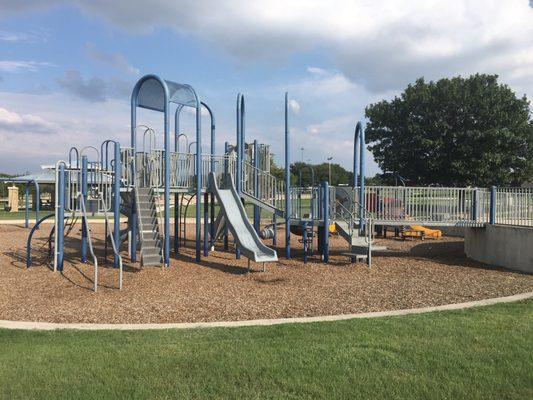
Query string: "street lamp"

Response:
xmin=327 ymin=156 xmax=333 ymax=184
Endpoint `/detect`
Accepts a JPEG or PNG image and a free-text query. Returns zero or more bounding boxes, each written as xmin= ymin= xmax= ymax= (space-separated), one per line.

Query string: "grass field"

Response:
xmin=1 ymin=300 xmax=532 ymax=399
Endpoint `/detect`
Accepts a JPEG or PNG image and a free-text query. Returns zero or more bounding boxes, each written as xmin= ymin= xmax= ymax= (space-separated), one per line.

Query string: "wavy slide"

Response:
xmin=209 ymin=172 xmax=277 ymax=263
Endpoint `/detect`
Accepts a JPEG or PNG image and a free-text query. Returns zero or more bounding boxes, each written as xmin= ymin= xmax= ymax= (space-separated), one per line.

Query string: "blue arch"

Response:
xmin=131 ymin=74 xmax=202 ymax=264
xmin=353 ymin=121 xmax=365 ymax=231
xmin=24 ymin=179 xmax=40 ymax=229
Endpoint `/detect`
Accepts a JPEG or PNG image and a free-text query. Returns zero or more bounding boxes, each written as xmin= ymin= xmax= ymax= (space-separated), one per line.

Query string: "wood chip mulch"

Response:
xmin=0 ymin=223 xmax=532 ymax=324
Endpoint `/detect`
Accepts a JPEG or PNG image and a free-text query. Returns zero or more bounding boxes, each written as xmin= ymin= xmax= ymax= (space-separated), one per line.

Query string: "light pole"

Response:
xmin=327 ymin=156 xmax=333 ymax=184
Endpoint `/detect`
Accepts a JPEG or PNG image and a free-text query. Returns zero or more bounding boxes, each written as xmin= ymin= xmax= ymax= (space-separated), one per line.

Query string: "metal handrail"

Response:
xmin=75 ymin=192 xmax=99 ymax=292
xmin=98 ymin=194 xmax=123 ymax=289
xmin=149 ymin=169 xmax=165 ymax=260
xmin=242 ymin=160 xmax=284 ymax=211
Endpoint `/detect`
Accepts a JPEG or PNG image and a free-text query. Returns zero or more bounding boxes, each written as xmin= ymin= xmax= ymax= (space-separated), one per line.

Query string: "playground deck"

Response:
xmin=1 ymin=224 xmax=532 ymax=324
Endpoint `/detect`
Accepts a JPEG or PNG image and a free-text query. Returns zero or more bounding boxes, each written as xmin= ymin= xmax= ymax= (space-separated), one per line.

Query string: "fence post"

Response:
xmin=57 ymin=164 xmax=65 ymax=272
xmin=253 ymin=140 xmax=260 ymax=233
xmin=322 ymin=181 xmax=329 ymax=263
xmin=472 ymin=188 xmax=478 ymax=222
xmin=113 ymin=142 xmax=121 ymax=268
xmin=489 ymin=186 xmax=496 ymax=225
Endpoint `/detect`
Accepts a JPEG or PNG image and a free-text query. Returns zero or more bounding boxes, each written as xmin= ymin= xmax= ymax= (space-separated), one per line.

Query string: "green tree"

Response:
xmin=365 ymin=74 xmax=533 ymax=186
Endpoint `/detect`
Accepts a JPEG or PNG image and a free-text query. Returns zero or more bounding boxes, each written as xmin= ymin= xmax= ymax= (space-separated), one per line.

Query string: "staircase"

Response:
xmin=333 ymin=199 xmax=382 ymax=267
xmin=335 ymin=221 xmax=376 ymax=264
xmin=135 ymin=187 xmax=163 ymax=266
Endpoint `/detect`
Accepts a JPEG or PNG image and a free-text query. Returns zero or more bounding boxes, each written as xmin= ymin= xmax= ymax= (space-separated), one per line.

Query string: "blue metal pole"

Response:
xmin=113 ymin=142 xmax=121 ymax=268
xmin=203 ymin=103 xmax=216 ymax=249
xmin=236 ymin=94 xmax=242 ymax=195
xmin=81 ymin=155 xmax=88 ymax=263
xmin=164 ymin=102 xmax=171 ymax=267
xmin=253 ymin=139 xmax=260 ymax=233
xmin=224 ymin=141 xmax=229 ymax=251
xmin=25 ymin=182 xmax=29 ymax=228
xmin=130 ymin=89 xmax=138 ymax=263
xmin=353 ymin=122 xmax=361 ymax=187
xmin=57 ymin=164 xmax=65 ymax=272
xmin=323 ymin=181 xmax=329 ymax=263
xmin=303 ymin=221 xmax=308 ymax=264
xmin=353 ymin=122 xmax=366 ymax=232
xmin=35 ymin=181 xmax=40 ymax=228
xmin=359 ymin=123 xmax=365 ymax=232
xmin=195 ymin=102 xmax=202 ymax=262
xmin=174 ymin=104 xmax=184 ymax=152
xmin=490 ymin=186 xmax=496 ymax=225
xmin=235 ymin=94 xmax=243 ymax=259
xmin=472 ymin=188 xmax=478 ymax=222
xmin=173 ymin=105 xmax=184 ymax=257
xmin=285 ymin=92 xmax=291 ymax=259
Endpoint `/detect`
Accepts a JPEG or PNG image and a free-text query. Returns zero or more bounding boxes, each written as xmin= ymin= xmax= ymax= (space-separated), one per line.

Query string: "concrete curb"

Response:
xmin=1 ymin=291 xmax=531 ymax=331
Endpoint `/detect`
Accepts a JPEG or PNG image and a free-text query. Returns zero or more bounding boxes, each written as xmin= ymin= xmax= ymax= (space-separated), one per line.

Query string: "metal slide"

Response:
xmin=209 ymin=172 xmax=277 ymax=263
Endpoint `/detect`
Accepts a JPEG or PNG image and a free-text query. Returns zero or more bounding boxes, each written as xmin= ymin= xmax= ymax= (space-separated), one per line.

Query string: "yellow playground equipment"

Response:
xmin=401 ymin=225 xmax=442 ymax=239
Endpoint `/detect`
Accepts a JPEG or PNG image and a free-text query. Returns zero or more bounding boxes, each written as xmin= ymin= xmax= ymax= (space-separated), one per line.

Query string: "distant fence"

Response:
xmin=333 ymin=185 xmax=533 ymax=227
xmin=493 ymin=187 xmax=533 ymax=227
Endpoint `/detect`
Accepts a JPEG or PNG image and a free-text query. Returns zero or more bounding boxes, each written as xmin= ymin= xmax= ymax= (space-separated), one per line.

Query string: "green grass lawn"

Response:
xmin=1 ymin=300 xmax=532 ymax=399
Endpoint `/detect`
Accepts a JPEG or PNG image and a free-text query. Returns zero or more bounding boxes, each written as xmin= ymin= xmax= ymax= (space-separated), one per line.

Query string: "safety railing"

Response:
xmin=330 ymin=186 xmax=375 ymax=225
xmin=98 ymin=194 xmax=123 ymax=289
xmin=62 ymin=165 xmax=112 ymax=214
xmin=120 ymin=147 xmax=135 ymax=187
xmin=75 ymin=192 xmax=99 ymax=292
xmin=200 ymin=154 xmax=237 ymax=189
xmin=242 ymin=160 xmax=284 ymax=212
xmin=288 ymin=186 xmax=320 ymax=219
xmin=361 ymin=186 xmax=482 ymax=226
xmin=170 ymin=152 xmax=194 ymax=189
xmin=494 ymin=187 xmax=533 ymax=227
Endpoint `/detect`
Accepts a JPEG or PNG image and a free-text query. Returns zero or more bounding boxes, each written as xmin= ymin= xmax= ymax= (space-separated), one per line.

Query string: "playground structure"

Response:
xmin=19 ymin=74 xmax=533 ymax=292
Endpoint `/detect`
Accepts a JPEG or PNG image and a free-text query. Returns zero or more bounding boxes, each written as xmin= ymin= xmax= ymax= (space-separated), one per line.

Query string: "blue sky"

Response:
xmin=1 ymin=0 xmax=532 ymax=175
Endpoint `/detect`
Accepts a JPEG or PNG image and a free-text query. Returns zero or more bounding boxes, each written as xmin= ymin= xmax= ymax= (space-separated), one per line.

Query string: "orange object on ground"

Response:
xmin=402 ymin=225 xmax=442 ymax=239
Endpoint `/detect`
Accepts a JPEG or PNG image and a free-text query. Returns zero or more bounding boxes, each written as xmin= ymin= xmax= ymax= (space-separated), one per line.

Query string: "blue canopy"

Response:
xmin=136 ymin=77 xmax=199 ymax=112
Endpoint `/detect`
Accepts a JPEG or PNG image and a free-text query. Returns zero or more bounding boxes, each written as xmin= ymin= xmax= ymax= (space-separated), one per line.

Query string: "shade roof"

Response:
xmin=137 ymin=78 xmax=199 ymax=112
xmin=1 ymin=170 xmax=55 ymax=184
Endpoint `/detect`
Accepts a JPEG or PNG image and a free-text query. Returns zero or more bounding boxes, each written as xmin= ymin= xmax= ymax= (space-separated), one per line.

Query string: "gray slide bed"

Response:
xmin=209 ymin=172 xmax=277 ymax=263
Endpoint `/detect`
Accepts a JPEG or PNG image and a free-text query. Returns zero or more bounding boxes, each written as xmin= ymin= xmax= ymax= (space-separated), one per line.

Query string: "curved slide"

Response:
xmin=209 ymin=172 xmax=277 ymax=263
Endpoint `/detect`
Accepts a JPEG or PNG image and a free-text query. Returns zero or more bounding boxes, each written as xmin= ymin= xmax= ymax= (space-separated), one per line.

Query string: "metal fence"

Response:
xmin=361 ymin=186 xmax=483 ymax=226
xmin=62 ymin=165 xmax=113 ymax=213
xmin=494 ymin=187 xmax=533 ymax=227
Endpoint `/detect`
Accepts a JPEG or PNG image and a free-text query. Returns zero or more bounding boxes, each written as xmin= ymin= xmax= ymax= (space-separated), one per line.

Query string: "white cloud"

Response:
xmin=288 ymin=99 xmax=300 ymax=114
xmin=0 ymin=29 xmax=49 ymax=43
xmin=56 ymin=70 xmax=133 ymax=102
xmin=3 ymin=0 xmax=529 ymax=95
xmin=0 ymin=60 xmax=54 ymax=73
xmin=0 ymin=91 xmax=131 ymax=174
xmin=84 ymin=42 xmax=139 ymax=75
xmin=57 ymin=70 xmax=107 ymax=102
xmin=0 ymin=107 xmax=55 ymax=133
xmin=2 ymin=1 xmax=533 ymax=96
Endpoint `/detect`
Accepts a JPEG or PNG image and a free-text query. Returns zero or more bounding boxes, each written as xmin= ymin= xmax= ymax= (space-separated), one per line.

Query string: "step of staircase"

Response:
xmin=142 ymin=246 xmax=161 ymax=257
xmin=135 ymin=186 xmax=163 ymax=267
xmin=142 ymin=253 xmax=162 ymax=266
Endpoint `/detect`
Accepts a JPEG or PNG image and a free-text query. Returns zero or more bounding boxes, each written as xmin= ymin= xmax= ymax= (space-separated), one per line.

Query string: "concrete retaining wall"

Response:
xmin=465 ymin=225 xmax=533 ymax=274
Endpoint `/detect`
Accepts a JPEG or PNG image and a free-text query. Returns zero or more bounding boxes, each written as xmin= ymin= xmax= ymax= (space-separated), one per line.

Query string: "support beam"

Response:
xmin=113 ymin=142 xmax=121 ymax=268
xmin=81 ymin=155 xmax=88 ymax=263
xmin=285 ymin=92 xmax=291 ymax=259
